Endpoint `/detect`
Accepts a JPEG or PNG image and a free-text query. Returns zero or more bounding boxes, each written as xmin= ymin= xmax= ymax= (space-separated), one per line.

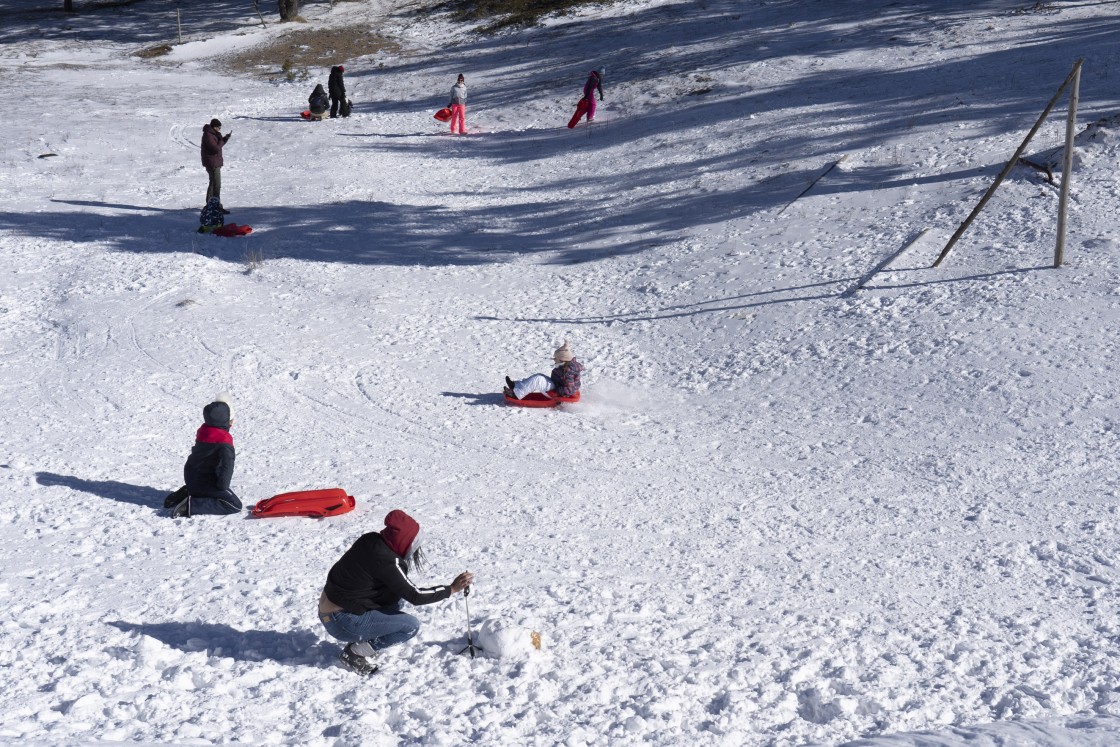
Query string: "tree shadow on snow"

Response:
xmin=476 ymin=277 xmax=860 ymax=324
xmin=0 ymin=0 xmax=321 ymax=47
xmin=108 ymin=620 xmax=335 ymax=666
xmin=36 ymin=471 xmax=165 ymax=508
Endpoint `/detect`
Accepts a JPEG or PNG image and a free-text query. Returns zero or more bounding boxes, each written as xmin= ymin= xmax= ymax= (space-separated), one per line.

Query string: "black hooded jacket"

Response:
xmin=328 ymin=66 xmax=346 ymax=98
xmin=183 ymin=425 xmax=234 ymax=496
xmin=324 ymin=532 xmax=451 ymax=614
xmin=309 ymin=84 xmax=330 ymax=114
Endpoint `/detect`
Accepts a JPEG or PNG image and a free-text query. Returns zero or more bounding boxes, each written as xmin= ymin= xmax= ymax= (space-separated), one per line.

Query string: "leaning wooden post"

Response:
xmin=932 ymin=62 xmax=1082 ymax=268
xmin=176 ymin=5 xmax=182 ymax=44
xmin=1055 ymin=59 xmax=1082 ymax=268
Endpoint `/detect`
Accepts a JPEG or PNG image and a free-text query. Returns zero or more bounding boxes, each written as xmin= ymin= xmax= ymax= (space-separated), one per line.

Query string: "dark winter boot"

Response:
xmin=505 ymin=376 xmax=515 ymax=391
xmin=170 ymin=496 xmax=191 ymax=519
xmin=164 ymin=486 xmax=188 ymax=509
xmin=339 ymin=642 xmax=379 ymax=676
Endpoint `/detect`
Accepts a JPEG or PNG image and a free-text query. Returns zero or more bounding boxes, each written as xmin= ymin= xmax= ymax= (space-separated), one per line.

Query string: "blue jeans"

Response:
xmin=320 ymin=600 xmax=420 ymax=650
xmin=189 ymin=489 xmax=242 ymax=515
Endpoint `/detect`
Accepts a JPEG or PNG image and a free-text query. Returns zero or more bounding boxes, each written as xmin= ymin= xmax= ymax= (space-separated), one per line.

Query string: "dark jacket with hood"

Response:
xmin=324 ymin=510 xmax=452 ymax=614
xmin=328 ymin=66 xmax=346 ymax=98
xmin=309 ymin=84 xmax=330 ymax=114
xmin=183 ymin=401 xmax=235 ymax=497
xmin=201 ymin=124 xmax=229 ymax=169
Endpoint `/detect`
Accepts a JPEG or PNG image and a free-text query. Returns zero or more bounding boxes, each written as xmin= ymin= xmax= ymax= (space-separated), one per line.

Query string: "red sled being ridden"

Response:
xmin=503 ymin=390 xmax=581 ymax=408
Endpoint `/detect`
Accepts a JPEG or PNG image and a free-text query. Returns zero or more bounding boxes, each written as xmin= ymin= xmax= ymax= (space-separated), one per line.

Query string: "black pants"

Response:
xmin=330 ymin=95 xmax=342 ymax=118
xmin=205 ymin=166 xmax=221 ymax=203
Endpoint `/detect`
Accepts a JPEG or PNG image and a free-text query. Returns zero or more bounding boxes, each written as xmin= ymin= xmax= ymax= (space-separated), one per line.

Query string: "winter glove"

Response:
xmin=599 ymin=94 xmax=604 ymax=101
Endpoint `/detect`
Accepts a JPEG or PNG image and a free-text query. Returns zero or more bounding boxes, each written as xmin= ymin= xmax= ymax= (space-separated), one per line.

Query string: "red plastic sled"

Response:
xmin=567 ymin=99 xmax=589 ymax=129
xmin=434 ymin=107 xmax=453 ymax=122
xmin=252 ymin=488 xmax=355 ymax=518
xmin=213 ymin=223 xmax=252 ymax=237
xmin=504 ymin=390 xmax=581 ymax=408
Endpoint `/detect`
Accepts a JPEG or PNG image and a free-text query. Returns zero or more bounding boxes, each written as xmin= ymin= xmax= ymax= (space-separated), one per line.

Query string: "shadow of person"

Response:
xmin=107 ymin=620 xmax=333 ymax=665
xmin=36 ymin=472 xmax=165 ymax=507
xmin=440 ymin=391 xmax=506 ymax=406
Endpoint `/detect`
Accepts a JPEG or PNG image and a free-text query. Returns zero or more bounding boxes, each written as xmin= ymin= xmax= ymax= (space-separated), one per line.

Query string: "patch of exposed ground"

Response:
xmin=221 ymin=24 xmax=402 ymax=78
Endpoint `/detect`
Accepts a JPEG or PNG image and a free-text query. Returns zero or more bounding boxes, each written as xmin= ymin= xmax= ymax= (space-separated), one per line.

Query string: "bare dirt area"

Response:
xmin=221 ymin=24 xmax=401 ymax=78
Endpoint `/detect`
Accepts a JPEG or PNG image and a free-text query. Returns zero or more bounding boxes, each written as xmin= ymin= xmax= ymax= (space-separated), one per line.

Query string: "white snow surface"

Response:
xmin=3 ymin=0 xmax=1120 ymax=744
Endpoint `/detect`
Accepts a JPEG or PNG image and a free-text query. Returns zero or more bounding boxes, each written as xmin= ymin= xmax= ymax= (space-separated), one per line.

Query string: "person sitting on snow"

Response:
xmin=164 ymin=397 xmax=243 ymax=518
xmin=308 ymin=83 xmax=331 ymax=120
xmin=505 ymin=340 xmax=584 ymax=400
xmin=318 ymin=510 xmax=474 ymax=676
xmin=198 ymin=196 xmax=225 ymax=234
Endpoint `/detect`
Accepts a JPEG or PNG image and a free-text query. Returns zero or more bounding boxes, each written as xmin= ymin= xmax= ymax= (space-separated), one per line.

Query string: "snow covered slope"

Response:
xmin=3 ymin=0 xmax=1120 ymax=744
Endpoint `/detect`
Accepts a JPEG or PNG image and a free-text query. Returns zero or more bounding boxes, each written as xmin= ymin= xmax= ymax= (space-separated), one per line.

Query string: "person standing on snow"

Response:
xmin=318 ymin=510 xmax=474 ymax=676
xmin=164 ymin=397 xmax=243 ymax=518
xmin=328 ymin=65 xmax=347 ymax=118
xmin=505 ymin=340 xmax=584 ymax=400
xmin=201 ymin=118 xmax=231 ymax=212
xmin=582 ymin=67 xmax=605 ymax=122
xmin=447 ymin=73 xmax=468 ymax=135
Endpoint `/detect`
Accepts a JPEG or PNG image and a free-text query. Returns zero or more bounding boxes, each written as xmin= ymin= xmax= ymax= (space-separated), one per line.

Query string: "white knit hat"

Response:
xmin=553 ymin=340 xmax=574 ymax=363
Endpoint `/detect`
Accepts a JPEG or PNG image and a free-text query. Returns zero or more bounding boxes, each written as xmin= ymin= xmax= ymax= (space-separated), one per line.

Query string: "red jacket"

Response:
xmin=201 ymin=124 xmax=228 ymax=169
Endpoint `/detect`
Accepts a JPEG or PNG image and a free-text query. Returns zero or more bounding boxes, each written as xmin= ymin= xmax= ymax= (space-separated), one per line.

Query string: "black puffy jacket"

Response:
xmin=324 ymin=532 xmax=451 ymax=614
xmin=183 ymin=425 xmax=235 ymax=497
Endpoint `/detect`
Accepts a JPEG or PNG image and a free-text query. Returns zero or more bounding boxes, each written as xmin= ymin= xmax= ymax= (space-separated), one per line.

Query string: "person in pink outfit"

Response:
xmin=582 ymin=67 xmax=605 ymax=122
xmin=447 ymin=74 xmax=467 ymax=134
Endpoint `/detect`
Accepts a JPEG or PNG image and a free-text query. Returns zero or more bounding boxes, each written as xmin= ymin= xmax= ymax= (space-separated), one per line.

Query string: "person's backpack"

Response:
xmin=251 ymin=488 xmax=355 ymax=518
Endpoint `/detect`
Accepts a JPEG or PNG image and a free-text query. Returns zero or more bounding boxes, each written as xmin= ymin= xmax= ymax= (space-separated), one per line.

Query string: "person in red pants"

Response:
xmin=448 ymin=73 xmax=467 ymax=134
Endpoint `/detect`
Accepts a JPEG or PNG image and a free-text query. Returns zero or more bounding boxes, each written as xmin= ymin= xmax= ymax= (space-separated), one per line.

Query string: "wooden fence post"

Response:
xmin=931 ymin=61 xmax=1082 ymax=268
xmin=1055 ymin=59 xmax=1082 ymax=268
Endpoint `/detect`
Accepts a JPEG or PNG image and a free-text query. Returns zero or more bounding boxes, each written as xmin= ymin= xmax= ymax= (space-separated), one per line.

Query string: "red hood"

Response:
xmin=195 ymin=424 xmax=233 ymax=445
xmin=381 ymin=510 xmax=419 ymax=557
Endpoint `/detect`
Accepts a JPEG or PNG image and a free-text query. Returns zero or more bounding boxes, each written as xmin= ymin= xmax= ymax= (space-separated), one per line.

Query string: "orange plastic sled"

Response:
xmin=252 ymin=488 xmax=355 ymax=518
xmin=504 ymin=390 xmax=581 ymax=408
xmin=434 ymin=107 xmax=453 ymax=122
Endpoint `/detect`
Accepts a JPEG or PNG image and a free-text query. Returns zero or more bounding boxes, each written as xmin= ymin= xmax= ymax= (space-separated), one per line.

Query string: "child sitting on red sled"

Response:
xmin=198 ymin=196 xmax=225 ymax=234
xmin=505 ymin=340 xmax=583 ymax=400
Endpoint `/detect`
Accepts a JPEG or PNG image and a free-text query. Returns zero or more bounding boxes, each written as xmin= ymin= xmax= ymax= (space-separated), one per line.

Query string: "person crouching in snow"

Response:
xmin=308 ymin=83 xmax=330 ymax=120
xmin=505 ymin=340 xmax=583 ymax=400
xmin=448 ymin=73 xmax=467 ymax=134
xmin=318 ymin=510 xmax=474 ymax=676
xmin=164 ymin=397 xmax=243 ymax=518
xmin=582 ymin=67 xmax=604 ymax=122
xmin=198 ymin=196 xmax=224 ymax=234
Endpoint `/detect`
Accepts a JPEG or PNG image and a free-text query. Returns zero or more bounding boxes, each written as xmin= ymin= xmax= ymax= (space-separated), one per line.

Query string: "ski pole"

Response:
xmin=463 ymin=586 xmax=477 ymax=658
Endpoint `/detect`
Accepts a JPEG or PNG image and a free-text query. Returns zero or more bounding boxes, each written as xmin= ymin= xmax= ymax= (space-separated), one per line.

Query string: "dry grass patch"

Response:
xmin=136 ymin=43 xmax=173 ymax=58
xmin=223 ymin=25 xmax=400 ymax=77
xmin=441 ymin=0 xmax=613 ymax=30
